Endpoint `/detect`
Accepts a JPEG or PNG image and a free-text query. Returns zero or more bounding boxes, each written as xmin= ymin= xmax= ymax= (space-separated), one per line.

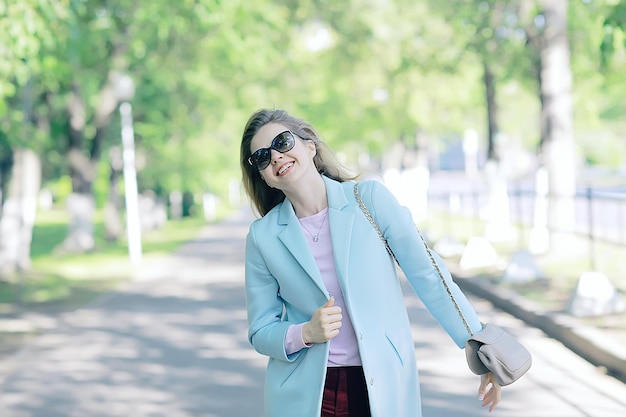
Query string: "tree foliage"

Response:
xmin=1 ymin=0 xmax=623 ymax=208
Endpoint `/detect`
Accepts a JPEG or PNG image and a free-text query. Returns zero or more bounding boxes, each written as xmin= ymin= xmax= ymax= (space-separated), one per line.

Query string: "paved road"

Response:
xmin=0 ymin=208 xmax=624 ymax=417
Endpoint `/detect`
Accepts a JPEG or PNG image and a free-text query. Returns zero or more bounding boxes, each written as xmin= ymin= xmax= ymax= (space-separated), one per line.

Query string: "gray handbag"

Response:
xmin=354 ymin=183 xmax=532 ymax=386
xmin=464 ymin=323 xmax=532 ymax=386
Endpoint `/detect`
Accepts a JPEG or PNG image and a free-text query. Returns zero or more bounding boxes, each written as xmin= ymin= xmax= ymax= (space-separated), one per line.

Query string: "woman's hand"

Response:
xmin=478 ymin=372 xmax=501 ymax=412
xmin=302 ymin=297 xmax=343 ymax=344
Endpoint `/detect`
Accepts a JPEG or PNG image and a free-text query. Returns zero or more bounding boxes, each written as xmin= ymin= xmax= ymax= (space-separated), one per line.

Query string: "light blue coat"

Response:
xmin=245 ymin=176 xmax=483 ymax=417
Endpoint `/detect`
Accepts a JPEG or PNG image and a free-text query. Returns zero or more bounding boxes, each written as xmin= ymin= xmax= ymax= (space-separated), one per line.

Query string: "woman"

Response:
xmin=240 ymin=108 xmax=501 ymax=417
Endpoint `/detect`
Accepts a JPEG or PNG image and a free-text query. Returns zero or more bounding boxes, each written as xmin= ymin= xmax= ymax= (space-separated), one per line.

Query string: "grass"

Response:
xmin=0 ymin=206 xmax=229 ymax=311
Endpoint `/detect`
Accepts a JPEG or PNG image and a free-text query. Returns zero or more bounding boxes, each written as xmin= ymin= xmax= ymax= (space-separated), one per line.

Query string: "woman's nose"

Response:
xmin=270 ymin=149 xmax=284 ymax=164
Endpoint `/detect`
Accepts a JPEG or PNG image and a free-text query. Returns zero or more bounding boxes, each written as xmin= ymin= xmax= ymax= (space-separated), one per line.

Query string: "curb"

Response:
xmin=453 ymin=274 xmax=626 ymax=384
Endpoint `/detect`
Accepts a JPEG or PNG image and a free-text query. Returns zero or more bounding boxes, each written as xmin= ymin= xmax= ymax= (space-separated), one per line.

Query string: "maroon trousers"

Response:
xmin=321 ymin=367 xmax=372 ymax=417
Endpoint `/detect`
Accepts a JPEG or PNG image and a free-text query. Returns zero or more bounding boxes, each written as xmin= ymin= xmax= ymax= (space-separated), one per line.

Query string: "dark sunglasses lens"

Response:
xmin=273 ymin=131 xmax=295 ymax=152
xmin=251 ymin=149 xmax=271 ymax=170
xmin=249 ymin=131 xmax=295 ymax=170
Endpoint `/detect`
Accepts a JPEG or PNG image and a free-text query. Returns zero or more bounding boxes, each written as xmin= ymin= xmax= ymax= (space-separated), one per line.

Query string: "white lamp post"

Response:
xmin=115 ymin=74 xmax=142 ymax=265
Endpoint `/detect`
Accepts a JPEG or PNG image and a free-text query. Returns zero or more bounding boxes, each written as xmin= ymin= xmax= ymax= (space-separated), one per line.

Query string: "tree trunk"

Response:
xmin=0 ymin=148 xmax=42 ymax=279
xmin=480 ymin=59 xmax=514 ymax=241
xmin=0 ymin=145 xmax=13 ymax=213
xmin=104 ymin=146 xmax=123 ymax=241
xmin=537 ymin=0 xmax=576 ymax=249
xmin=483 ymin=60 xmax=499 ymax=162
xmin=58 ymin=75 xmax=119 ymax=253
xmin=59 ymin=148 xmax=98 ymax=253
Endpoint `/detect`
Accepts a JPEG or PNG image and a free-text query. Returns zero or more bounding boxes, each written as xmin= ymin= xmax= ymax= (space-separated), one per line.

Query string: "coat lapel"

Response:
xmin=277 ymin=200 xmax=327 ymax=294
xmin=324 ymin=177 xmax=354 ymax=289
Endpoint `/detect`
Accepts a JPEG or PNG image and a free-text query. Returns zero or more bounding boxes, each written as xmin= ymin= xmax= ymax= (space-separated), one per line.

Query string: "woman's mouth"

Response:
xmin=277 ymin=162 xmax=294 ymax=176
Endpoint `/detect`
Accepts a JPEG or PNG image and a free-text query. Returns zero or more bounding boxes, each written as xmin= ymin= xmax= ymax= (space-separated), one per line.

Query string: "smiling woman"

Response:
xmin=238 ymin=108 xmax=505 ymax=417
xmin=240 ymin=109 xmax=357 ymax=218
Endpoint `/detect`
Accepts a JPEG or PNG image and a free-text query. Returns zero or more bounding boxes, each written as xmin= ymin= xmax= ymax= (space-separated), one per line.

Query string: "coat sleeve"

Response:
xmin=245 ymin=224 xmax=302 ymax=362
xmin=360 ymin=180 xmax=483 ymax=347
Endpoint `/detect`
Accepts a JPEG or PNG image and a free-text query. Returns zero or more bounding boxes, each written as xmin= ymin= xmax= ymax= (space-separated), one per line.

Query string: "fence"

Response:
xmin=425 ymin=179 xmax=626 ymax=283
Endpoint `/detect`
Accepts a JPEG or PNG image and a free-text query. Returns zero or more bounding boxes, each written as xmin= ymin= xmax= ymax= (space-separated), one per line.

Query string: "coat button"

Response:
xmin=369 ymin=377 xmax=374 ymax=386
xmin=359 ymin=333 xmax=363 ymax=341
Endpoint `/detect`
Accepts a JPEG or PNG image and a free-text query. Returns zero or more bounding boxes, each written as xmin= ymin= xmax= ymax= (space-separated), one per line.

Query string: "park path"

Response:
xmin=0 ymin=208 xmax=624 ymax=417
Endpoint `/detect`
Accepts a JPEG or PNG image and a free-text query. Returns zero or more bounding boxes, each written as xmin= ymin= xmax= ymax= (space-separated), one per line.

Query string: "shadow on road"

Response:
xmin=0 ymin=209 xmax=266 ymax=417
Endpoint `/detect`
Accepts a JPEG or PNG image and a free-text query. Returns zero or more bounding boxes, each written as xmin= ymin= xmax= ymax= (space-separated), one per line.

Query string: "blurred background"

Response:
xmin=0 ymin=0 xmax=625 ymax=373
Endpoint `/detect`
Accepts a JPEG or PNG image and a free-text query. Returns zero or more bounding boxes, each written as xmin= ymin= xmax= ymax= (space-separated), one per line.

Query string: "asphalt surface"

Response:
xmin=0 ymin=208 xmax=625 ymax=417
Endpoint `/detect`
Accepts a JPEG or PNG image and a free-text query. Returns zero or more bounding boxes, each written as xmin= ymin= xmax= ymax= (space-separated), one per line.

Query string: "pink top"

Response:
xmin=284 ymin=208 xmax=362 ymax=366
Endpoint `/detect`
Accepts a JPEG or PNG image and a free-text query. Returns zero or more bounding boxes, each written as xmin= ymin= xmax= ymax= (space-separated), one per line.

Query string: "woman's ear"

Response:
xmin=307 ymin=140 xmax=317 ymax=157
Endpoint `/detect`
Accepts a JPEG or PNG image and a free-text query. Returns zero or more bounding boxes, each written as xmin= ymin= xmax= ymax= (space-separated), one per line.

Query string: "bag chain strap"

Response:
xmin=353 ymin=183 xmax=474 ymax=336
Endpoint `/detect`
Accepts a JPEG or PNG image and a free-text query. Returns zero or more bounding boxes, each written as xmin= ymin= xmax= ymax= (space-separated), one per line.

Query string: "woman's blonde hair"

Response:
xmin=241 ymin=108 xmax=358 ymax=217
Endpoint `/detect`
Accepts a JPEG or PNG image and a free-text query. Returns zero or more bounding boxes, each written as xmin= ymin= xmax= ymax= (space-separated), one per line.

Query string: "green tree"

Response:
xmin=0 ymin=0 xmax=67 ymax=277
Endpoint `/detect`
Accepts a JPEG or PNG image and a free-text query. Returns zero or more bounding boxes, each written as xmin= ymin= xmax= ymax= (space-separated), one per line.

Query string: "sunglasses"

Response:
xmin=248 ymin=130 xmax=296 ymax=171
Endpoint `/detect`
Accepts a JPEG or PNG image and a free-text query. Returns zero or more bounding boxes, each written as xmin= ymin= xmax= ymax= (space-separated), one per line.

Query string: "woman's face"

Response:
xmin=250 ymin=122 xmax=317 ymax=191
